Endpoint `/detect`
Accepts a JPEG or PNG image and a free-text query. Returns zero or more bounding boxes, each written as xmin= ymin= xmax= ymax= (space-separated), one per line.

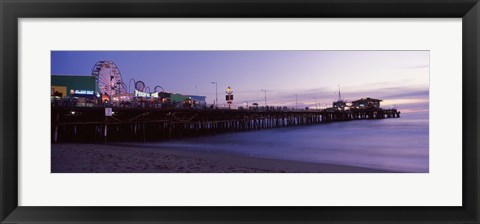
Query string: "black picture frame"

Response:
xmin=1 ymin=0 xmax=479 ymax=223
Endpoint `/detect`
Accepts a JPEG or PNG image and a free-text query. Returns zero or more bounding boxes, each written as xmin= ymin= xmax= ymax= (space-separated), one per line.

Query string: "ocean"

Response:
xmin=141 ymin=113 xmax=429 ymax=173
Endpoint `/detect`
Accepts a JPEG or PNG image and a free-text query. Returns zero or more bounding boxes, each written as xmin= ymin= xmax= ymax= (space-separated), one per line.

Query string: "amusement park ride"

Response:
xmin=91 ymin=60 xmax=128 ymax=103
xmin=91 ymin=60 xmax=164 ymax=103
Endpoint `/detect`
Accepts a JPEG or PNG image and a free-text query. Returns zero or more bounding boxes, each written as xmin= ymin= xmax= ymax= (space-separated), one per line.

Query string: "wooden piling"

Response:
xmin=51 ymin=107 xmax=400 ymax=143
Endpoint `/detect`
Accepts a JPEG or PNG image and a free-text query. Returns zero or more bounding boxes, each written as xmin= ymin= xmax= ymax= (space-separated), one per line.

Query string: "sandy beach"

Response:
xmin=51 ymin=143 xmax=391 ymax=173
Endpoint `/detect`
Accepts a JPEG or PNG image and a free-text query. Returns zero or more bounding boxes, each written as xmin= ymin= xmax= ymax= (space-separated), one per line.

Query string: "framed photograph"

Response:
xmin=1 ymin=0 xmax=479 ymax=223
xmin=49 ymin=50 xmax=425 ymax=174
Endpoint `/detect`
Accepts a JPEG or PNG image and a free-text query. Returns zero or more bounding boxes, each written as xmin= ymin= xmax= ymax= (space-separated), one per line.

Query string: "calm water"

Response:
xmin=141 ymin=113 xmax=429 ymax=172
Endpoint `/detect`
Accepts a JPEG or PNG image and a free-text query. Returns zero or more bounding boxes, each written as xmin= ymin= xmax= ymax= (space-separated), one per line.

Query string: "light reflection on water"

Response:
xmin=141 ymin=113 xmax=428 ymax=172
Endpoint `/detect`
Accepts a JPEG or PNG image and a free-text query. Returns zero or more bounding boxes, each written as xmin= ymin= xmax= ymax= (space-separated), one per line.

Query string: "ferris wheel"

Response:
xmin=91 ymin=60 xmax=127 ymax=98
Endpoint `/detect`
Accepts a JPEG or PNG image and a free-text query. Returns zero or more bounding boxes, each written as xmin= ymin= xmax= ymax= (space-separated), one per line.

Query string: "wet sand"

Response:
xmin=51 ymin=143 xmax=391 ymax=173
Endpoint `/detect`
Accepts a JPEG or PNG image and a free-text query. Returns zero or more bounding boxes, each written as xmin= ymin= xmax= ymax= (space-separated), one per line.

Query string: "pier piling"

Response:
xmin=51 ymin=107 xmax=400 ymax=143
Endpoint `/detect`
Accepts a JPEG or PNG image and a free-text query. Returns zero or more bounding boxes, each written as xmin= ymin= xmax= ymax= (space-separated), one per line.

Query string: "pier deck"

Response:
xmin=51 ymin=107 xmax=400 ymax=143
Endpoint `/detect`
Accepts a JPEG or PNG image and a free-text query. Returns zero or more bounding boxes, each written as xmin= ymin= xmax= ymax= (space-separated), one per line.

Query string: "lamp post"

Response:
xmin=313 ymin=97 xmax=318 ymax=110
xmin=211 ymin=81 xmax=218 ymax=108
xmin=260 ymin=89 xmax=267 ymax=106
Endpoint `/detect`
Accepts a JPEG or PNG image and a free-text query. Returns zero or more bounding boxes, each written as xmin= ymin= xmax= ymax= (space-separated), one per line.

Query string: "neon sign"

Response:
xmin=135 ymin=90 xmax=159 ymax=98
xmin=73 ymin=90 xmax=94 ymax=95
xmin=135 ymin=90 xmax=150 ymax=98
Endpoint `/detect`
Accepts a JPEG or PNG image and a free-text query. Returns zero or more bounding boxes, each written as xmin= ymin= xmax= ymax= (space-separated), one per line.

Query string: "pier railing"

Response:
xmin=51 ymin=107 xmax=400 ymax=143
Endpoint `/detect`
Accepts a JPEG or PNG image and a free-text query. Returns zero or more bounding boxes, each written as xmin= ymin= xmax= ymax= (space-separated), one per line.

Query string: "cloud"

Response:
xmin=380 ymin=90 xmax=429 ymax=99
xmin=235 ymin=84 xmax=429 ymax=114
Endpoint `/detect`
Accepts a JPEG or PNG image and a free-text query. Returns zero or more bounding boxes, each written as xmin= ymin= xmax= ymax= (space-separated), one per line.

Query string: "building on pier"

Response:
xmin=169 ymin=93 xmax=207 ymax=109
xmin=51 ymin=75 xmax=100 ymax=97
xmin=351 ymin=98 xmax=382 ymax=109
xmin=51 ymin=75 xmax=100 ymax=107
xmin=189 ymin=95 xmax=207 ymax=108
xmin=333 ymin=100 xmax=347 ymax=110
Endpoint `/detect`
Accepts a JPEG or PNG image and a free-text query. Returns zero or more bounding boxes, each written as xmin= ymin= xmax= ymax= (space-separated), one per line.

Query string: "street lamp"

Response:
xmin=313 ymin=97 xmax=318 ymax=110
xmin=260 ymin=89 xmax=267 ymax=106
xmin=211 ymin=81 xmax=218 ymax=108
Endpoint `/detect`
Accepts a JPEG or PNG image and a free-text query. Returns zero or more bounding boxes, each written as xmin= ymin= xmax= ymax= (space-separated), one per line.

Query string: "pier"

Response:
xmin=51 ymin=107 xmax=400 ymax=143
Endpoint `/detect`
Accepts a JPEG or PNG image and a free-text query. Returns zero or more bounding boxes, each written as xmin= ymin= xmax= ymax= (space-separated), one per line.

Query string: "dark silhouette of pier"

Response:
xmin=51 ymin=107 xmax=400 ymax=143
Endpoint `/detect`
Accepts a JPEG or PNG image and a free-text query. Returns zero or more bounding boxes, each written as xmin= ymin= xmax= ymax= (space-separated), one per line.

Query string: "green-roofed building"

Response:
xmin=170 ymin=93 xmax=189 ymax=103
xmin=51 ymin=75 xmax=100 ymax=97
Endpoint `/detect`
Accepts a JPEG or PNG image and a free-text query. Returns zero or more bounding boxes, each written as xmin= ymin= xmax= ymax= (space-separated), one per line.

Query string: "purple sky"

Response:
xmin=51 ymin=51 xmax=429 ymax=113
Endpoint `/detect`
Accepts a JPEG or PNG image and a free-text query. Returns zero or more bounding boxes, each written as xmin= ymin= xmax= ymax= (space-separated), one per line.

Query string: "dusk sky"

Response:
xmin=51 ymin=51 xmax=429 ymax=114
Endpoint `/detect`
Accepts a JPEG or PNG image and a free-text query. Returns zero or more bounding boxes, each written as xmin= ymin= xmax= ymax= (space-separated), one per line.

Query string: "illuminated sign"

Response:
xmin=105 ymin=108 xmax=112 ymax=117
xmin=135 ymin=90 xmax=150 ymax=98
xmin=135 ymin=90 xmax=159 ymax=98
xmin=225 ymin=86 xmax=233 ymax=105
xmin=73 ymin=90 xmax=94 ymax=95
